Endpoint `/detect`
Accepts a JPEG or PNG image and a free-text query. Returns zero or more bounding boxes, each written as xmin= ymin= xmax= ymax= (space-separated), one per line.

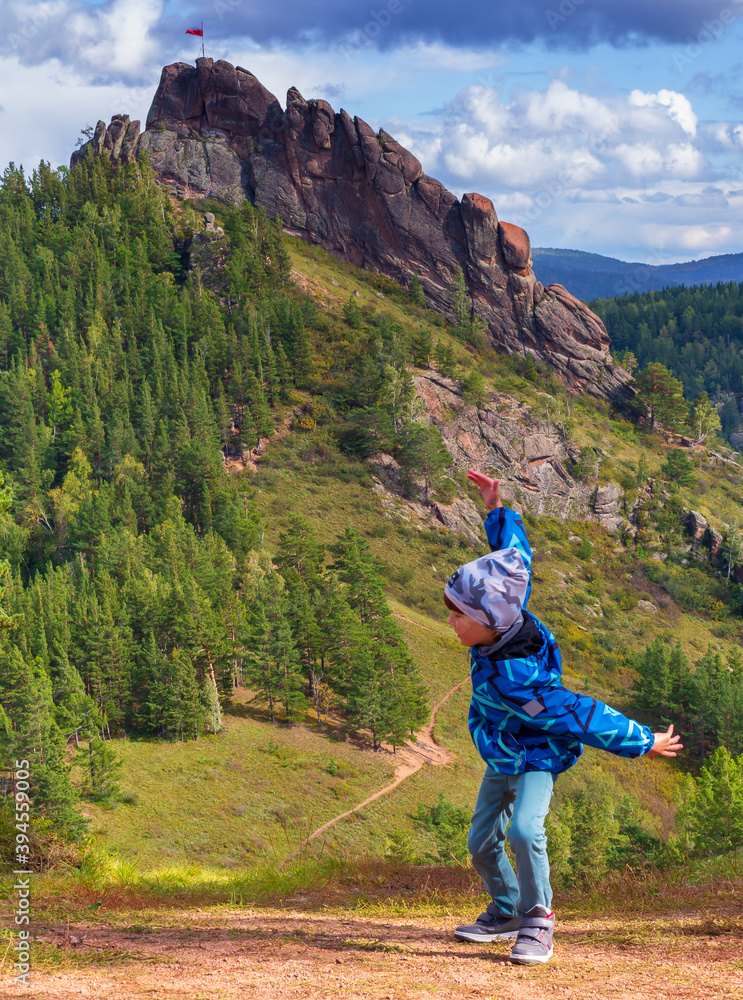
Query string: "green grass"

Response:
xmin=81 ymin=691 xmax=395 ymax=869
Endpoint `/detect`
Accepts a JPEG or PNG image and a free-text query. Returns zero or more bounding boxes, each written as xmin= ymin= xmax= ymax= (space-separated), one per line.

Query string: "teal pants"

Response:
xmin=468 ymin=767 xmax=556 ymax=917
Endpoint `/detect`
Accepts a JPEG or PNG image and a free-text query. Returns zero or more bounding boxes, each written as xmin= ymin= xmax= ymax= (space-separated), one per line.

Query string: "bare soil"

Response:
xmin=24 ymin=889 xmax=743 ymax=1000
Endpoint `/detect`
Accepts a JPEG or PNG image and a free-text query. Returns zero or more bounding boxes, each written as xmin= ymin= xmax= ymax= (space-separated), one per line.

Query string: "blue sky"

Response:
xmin=3 ymin=0 xmax=743 ymax=262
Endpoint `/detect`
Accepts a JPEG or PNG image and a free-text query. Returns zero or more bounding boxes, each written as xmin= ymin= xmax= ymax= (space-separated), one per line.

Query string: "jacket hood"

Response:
xmin=445 ymin=547 xmax=530 ymax=631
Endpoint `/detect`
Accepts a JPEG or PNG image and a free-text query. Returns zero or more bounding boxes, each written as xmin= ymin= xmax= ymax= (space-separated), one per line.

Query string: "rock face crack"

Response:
xmin=72 ymin=56 xmax=632 ymax=400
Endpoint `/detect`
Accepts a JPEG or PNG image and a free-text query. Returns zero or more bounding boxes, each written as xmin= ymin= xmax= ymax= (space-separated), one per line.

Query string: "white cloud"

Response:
xmin=521 ymin=80 xmax=619 ymax=136
xmin=665 ymin=143 xmax=707 ymax=178
xmin=6 ymin=0 xmax=164 ymax=81
xmin=628 ymin=88 xmax=698 ymax=135
xmin=393 ymin=76 xmax=743 ymax=258
xmin=0 ymin=56 xmax=157 ymax=169
xmin=613 ymin=142 xmax=666 ymax=177
xmin=703 ymin=121 xmax=743 ymax=150
xmin=409 ymin=79 xmax=710 ymax=191
xmin=642 ymin=223 xmax=733 ymax=250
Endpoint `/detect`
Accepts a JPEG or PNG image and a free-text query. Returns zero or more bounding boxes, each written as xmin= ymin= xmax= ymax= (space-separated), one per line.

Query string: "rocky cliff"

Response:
xmin=71 ymin=58 xmax=630 ymax=400
xmin=381 ymin=370 xmax=627 ymax=542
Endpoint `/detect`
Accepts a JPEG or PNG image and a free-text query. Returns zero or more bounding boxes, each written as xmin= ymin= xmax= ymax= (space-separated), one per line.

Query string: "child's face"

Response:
xmin=447 ymin=610 xmax=501 ymax=647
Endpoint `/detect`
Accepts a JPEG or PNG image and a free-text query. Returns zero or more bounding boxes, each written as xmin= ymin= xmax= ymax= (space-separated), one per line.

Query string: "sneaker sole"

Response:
xmin=454 ymin=929 xmax=520 ymax=943
xmin=508 ymin=945 xmax=554 ymax=964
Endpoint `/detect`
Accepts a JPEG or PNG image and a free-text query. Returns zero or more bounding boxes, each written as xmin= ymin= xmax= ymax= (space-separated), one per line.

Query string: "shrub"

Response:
xmin=412 ymin=793 xmax=470 ymax=864
xmin=460 ymin=370 xmax=488 ymax=407
xmin=576 ymin=538 xmax=593 ymax=560
xmin=660 ymin=448 xmax=697 ymax=487
xmin=343 ymin=296 xmax=363 ymax=329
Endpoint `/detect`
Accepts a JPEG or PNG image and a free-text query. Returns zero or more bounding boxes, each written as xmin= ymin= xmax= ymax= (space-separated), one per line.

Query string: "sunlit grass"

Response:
xmin=17 ymin=846 xmax=743 ymax=925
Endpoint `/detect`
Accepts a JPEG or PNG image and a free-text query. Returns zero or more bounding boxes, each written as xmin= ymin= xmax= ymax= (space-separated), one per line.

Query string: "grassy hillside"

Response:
xmin=77 ymin=227 xmax=741 ymax=873
xmin=1 ymin=158 xmax=742 ymax=902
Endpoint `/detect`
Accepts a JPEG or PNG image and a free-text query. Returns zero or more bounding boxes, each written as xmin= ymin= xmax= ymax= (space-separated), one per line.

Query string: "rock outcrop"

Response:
xmin=408 ymin=371 xmax=627 ymax=530
xmin=685 ymin=509 xmax=708 ymax=542
xmin=71 ymin=58 xmax=630 ymax=401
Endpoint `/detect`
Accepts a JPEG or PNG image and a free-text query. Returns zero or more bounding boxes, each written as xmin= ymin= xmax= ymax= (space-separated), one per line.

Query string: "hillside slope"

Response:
xmin=78 ymin=234 xmax=743 ymax=876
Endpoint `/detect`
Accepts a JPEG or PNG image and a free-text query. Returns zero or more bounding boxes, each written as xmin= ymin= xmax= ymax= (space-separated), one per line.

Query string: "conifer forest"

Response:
xmin=0 ymin=154 xmax=434 ymax=842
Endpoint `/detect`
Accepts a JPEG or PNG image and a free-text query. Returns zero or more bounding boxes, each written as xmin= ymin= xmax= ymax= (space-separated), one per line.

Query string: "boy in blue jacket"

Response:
xmin=445 ymin=470 xmax=682 ymax=965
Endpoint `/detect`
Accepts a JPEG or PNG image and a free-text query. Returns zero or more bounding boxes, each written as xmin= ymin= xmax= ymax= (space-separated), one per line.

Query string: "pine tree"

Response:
xmin=243 ymin=571 xmax=307 ymax=724
xmin=399 ymin=422 xmax=453 ymax=503
xmin=344 ymin=296 xmax=363 ymax=330
xmin=449 ymin=266 xmax=469 ymax=329
xmin=660 ymin=449 xmax=696 ymax=488
xmin=410 ymin=327 xmax=432 ymax=367
xmin=677 ymin=747 xmax=743 ymax=856
xmin=433 ymin=341 xmax=457 ymax=378
xmin=634 ymin=362 xmax=689 ymax=431
xmin=80 ymin=703 xmax=122 ymax=800
xmin=460 ymin=370 xmax=487 ymax=407
xmin=244 ymin=372 xmax=273 ymax=448
xmin=330 ymin=527 xmax=428 ymax=747
xmin=3 ymin=647 xmax=86 ymax=838
xmin=410 ymin=275 xmax=426 ymax=308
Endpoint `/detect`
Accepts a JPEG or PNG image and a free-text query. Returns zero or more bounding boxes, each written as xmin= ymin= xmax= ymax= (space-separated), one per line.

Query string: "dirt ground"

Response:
xmin=21 ymin=895 xmax=743 ymax=1000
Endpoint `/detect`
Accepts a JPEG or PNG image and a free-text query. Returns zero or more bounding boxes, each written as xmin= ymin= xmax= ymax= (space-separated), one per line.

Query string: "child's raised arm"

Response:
xmin=468 ymin=470 xmax=532 ymax=608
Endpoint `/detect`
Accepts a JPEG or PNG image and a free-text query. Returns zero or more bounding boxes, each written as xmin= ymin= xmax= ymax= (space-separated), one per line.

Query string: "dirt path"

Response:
xmin=282 ymin=678 xmax=469 ymax=866
xmin=28 ymin=897 xmax=743 ymax=1000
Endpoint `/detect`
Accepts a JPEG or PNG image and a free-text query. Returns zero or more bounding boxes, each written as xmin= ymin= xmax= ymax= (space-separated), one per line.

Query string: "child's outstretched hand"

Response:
xmin=467 ymin=469 xmax=503 ymax=510
xmin=648 ymin=724 xmax=683 ymax=759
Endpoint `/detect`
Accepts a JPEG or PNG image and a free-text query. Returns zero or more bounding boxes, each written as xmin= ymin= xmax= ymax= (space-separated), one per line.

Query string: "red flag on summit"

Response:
xmin=186 ymin=28 xmax=203 ymax=36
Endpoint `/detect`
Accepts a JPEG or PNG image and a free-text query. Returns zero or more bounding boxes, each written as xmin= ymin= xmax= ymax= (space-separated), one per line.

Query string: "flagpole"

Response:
xmin=201 ymin=22 xmax=205 ymax=59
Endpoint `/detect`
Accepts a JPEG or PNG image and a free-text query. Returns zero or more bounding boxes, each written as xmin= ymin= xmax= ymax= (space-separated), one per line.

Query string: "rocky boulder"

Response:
xmin=593 ymin=484 xmax=624 ymax=533
xmin=367 ymin=452 xmax=403 ymax=492
xmin=71 ymin=57 xmax=631 ymax=402
xmin=432 ymin=497 xmax=484 ymax=548
xmin=685 ymin=509 xmax=709 ymax=542
xmin=709 ymin=526 xmax=723 ymax=557
xmin=498 ymin=222 xmax=532 ymax=274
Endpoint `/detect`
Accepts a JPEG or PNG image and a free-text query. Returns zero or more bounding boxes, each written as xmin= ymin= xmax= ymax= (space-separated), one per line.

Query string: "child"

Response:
xmin=445 ymin=470 xmax=682 ymax=965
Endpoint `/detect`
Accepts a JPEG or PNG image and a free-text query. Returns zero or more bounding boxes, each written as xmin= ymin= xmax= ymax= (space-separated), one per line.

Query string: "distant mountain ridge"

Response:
xmin=532 ymin=247 xmax=743 ymax=302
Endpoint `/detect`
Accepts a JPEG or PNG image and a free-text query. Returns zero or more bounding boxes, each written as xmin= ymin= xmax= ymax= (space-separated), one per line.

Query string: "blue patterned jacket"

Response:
xmin=468 ymin=506 xmax=654 ymax=774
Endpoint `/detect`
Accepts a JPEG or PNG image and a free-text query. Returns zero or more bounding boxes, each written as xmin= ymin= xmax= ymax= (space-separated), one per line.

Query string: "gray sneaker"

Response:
xmin=508 ymin=904 xmax=554 ymax=964
xmin=454 ymin=902 xmax=521 ymax=942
